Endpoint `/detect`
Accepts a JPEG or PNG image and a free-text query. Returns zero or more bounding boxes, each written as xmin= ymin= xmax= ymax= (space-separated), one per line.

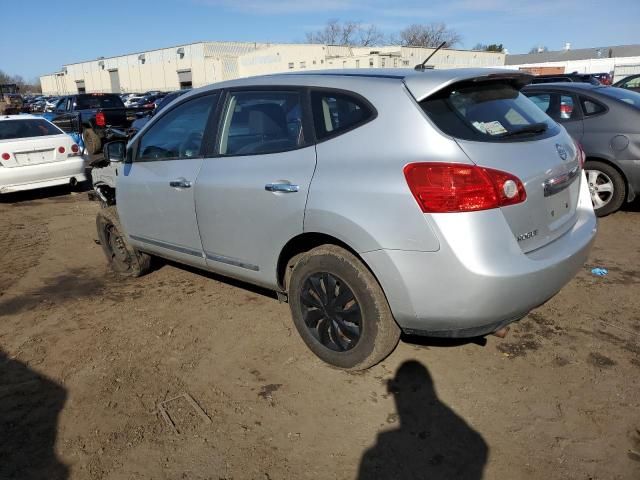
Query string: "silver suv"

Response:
xmin=97 ymin=69 xmax=597 ymax=370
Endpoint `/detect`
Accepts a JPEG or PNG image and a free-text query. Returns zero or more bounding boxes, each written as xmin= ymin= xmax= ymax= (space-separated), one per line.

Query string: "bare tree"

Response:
xmin=399 ymin=23 xmax=461 ymax=48
xmin=306 ymin=19 xmax=383 ymax=47
xmin=358 ymin=24 xmax=385 ymax=47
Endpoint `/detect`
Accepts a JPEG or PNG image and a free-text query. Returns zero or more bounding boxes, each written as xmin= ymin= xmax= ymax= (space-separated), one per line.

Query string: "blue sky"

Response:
xmin=3 ymin=0 xmax=639 ymax=80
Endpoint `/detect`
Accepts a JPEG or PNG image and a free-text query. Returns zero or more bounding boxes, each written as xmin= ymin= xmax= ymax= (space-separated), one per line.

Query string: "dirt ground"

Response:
xmin=1 ymin=185 xmax=639 ymax=480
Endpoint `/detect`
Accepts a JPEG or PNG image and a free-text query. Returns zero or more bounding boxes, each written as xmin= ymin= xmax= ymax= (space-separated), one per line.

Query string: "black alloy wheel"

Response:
xmin=300 ymin=272 xmax=362 ymax=352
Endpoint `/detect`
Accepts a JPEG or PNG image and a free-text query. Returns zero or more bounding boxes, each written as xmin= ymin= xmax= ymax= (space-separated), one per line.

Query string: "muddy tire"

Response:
xmin=96 ymin=206 xmax=151 ymax=277
xmin=83 ymin=128 xmax=102 ymax=155
xmin=288 ymin=245 xmax=400 ymax=370
xmin=585 ymin=160 xmax=626 ymax=217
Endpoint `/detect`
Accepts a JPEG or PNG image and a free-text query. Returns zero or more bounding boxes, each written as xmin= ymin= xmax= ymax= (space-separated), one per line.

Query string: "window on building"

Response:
xmin=343 ymin=61 xmax=347 ymax=68
xmin=138 ymin=94 xmax=217 ymax=161
xmin=356 ymin=60 xmax=360 ymax=68
xmin=219 ymin=91 xmax=304 ymax=156
xmin=369 ymin=58 xmax=374 ymax=67
xmin=300 ymin=61 xmax=306 ymax=69
xmin=393 ymin=58 xmax=398 ymax=67
xmin=313 ymin=60 xmax=317 ymax=65
xmin=381 ymin=58 xmax=386 ymax=68
xmin=288 ymin=62 xmax=294 ymax=69
xmin=403 ymin=60 xmax=410 ymax=66
xmin=310 ymin=90 xmax=375 ymax=140
xmin=321 ymin=59 xmax=324 ymax=64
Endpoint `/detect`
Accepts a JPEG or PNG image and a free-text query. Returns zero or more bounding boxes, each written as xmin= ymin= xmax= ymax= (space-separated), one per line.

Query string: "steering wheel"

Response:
xmin=179 ymin=131 xmax=203 ymax=158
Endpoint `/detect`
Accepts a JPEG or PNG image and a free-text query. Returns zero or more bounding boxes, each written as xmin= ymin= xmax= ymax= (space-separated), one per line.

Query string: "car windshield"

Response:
xmin=0 ymin=119 xmax=63 ymax=140
xmin=597 ymin=87 xmax=640 ymax=108
xmin=421 ymin=81 xmax=558 ymax=142
xmin=75 ymin=95 xmax=124 ymax=109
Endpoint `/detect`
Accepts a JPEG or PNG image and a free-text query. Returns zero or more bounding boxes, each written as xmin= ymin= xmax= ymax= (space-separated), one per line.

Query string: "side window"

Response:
xmin=137 ymin=94 xmax=217 ymax=161
xmin=55 ymin=98 xmax=67 ymax=112
xmin=580 ymin=97 xmax=606 ymax=116
xmin=526 ymin=93 xmax=551 ymax=114
xmin=624 ymin=77 xmax=640 ymax=88
xmin=558 ymin=95 xmax=577 ymax=120
xmin=219 ymin=91 xmax=304 ymax=156
xmin=310 ymin=90 xmax=374 ymax=140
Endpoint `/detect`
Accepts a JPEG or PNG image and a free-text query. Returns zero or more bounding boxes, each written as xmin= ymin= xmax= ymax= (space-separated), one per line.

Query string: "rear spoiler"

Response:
xmin=404 ymin=70 xmax=534 ymax=102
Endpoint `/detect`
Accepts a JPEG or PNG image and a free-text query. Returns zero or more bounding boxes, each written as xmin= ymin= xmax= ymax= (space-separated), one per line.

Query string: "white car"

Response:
xmin=0 ymin=115 xmax=86 ymax=194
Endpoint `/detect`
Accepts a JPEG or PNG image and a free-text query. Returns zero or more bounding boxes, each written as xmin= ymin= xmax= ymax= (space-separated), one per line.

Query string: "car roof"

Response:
xmin=186 ymin=68 xmax=533 ymax=102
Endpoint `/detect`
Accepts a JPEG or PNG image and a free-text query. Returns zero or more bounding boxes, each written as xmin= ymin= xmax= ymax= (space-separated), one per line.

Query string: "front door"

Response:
xmin=194 ymin=89 xmax=316 ymax=287
xmin=117 ymin=93 xmax=219 ymax=266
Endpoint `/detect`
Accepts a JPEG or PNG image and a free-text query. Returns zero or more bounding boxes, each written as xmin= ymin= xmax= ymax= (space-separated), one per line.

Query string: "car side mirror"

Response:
xmin=104 ymin=140 xmax=126 ymax=163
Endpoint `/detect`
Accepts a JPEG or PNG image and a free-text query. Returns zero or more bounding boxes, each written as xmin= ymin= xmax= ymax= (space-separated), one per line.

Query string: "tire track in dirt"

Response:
xmin=0 ymin=209 xmax=49 ymax=294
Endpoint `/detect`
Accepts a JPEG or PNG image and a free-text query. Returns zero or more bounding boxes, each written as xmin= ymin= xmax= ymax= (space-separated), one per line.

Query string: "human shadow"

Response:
xmin=358 ymin=360 xmax=488 ymax=480
xmin=0 ymin=349 xmax=69 ymax=479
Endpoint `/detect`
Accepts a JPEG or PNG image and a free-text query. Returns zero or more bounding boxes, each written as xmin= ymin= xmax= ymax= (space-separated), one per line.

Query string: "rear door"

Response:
xmin=420 ymin=80 xmax=582 ymax=253
xmin=194 ymin=88 xmax=316 ymax=287
xmin=116 ymin=92 xmax=219 ymax=266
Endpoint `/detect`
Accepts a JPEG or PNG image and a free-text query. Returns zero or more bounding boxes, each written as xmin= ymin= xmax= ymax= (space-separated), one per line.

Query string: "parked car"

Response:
xmin=592 ymin=73 xmax=612 ymax=85
xmin=0 ymin=84 xmax=23 ymax=115
xmin=96 ymin=68 xmax=596 ymax=370
xmin=531 ymin=73 xmax=601 ymax=85
xmin=523 ymin=83 xmax=640 ymax=216
xmin=613 ymin=74 xmax=640 ymax=93
xmin=0 ymin=115 xmax=85 ymax=194
xmin=44 ymin=97 xmax=60 ymax=112
xmin=129 ymin=90 xmax=188 ymax=135
xmin=124 ymin=95 xmax=145 ymax=107
xmin=42 ymin=93 xmax=145 ymax=155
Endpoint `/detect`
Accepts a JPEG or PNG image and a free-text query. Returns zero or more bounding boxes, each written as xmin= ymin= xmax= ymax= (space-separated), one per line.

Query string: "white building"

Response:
xmin=40 ymin=41 xmax=505 ymax=95
xmin=504 ymin=44 xmax=640 ymax=82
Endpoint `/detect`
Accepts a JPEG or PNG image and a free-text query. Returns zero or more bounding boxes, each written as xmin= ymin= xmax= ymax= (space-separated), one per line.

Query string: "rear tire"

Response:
xmin=83 ymin=128 xmax=102 ymax=155
xmin=585 ymin=160 xmax=626 ymax=217
xmin=288 ymin=245 xmax=400 ymax=370
xmin=96 ymin=206 xmax=151 ymax=277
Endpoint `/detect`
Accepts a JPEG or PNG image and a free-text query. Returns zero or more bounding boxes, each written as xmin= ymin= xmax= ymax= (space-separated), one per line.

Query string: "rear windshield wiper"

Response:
xmin=500 ymin=122 xmax=548 ymax=138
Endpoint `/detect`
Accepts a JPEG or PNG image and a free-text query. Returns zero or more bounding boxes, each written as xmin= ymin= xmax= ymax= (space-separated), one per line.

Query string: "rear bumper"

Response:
xmin=363 ymin=174 xmax=597 ymax=337
xmin=0 ymin=157 xmax=87 ymax=193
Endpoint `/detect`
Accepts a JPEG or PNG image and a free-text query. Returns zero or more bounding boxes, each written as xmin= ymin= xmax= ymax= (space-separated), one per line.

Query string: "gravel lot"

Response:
xmin=1 ymin=185 xmax=639 ymax=480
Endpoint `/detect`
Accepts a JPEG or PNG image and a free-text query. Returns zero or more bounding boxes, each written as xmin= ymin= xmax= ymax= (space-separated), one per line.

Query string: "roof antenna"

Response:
xmin=414 ymin=41 xmax=446 ymax=71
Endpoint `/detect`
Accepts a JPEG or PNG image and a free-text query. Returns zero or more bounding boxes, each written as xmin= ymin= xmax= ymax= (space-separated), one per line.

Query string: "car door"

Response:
xmin=525 ymin=90 xmax=584 ymax=141
xmin=194 ymin=88 xmax=316 ymax=287
xmin=117 ymin=92 xmax=219 ymax=267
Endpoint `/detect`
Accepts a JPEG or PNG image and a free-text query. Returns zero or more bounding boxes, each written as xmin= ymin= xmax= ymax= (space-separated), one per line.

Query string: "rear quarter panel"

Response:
xmin=304 ymin=78 xmax=473 ymax=253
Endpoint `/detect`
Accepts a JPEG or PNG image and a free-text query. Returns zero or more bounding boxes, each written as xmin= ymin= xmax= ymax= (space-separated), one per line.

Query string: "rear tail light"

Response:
xmin=58 ymin=146 xmax=66 ymax=154
xmin=95 ymin=111 xmax=106 ymax=127
xmin=71 ymin=144 xmax=79 ymax=154
xmin=1 ymin=153 xmax=10 ymax=161
xmin=404 ymin=163 xmax=527 ymax=213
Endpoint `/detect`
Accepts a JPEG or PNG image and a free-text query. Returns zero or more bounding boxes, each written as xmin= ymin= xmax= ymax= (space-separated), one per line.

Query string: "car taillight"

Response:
xmin=71 ymin=144 xmax=79 ymax=154
xmin=95 ymin=112 xmax=106 ymax=127
xmin=58 ymin=146 xmax=66 ymax=154
xmin=143 ymin=103 xmax=154 ymax=109
xmin=404 ymin=163 xmax=527 ymax=213
xmin=1 ymin=153 xmax=10 ymax=161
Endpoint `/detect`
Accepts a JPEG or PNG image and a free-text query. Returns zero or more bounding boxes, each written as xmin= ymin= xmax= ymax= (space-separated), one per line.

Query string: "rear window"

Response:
xmin=597 ymin=87 xmax=640 ymax=108
xmin=421 ymin=81 xmax=559 ymax=142
xmin=75 ymin=95 xmax=124 ymax=109
xmin=0 ymin=119 xmax=63 ymax=140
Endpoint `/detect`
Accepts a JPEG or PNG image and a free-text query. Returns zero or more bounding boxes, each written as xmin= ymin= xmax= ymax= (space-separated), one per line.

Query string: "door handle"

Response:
xmin=265 ymin=183 xmax=299 ymax=193
xmin=169 ymin=178 xmax=192 ymax=189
